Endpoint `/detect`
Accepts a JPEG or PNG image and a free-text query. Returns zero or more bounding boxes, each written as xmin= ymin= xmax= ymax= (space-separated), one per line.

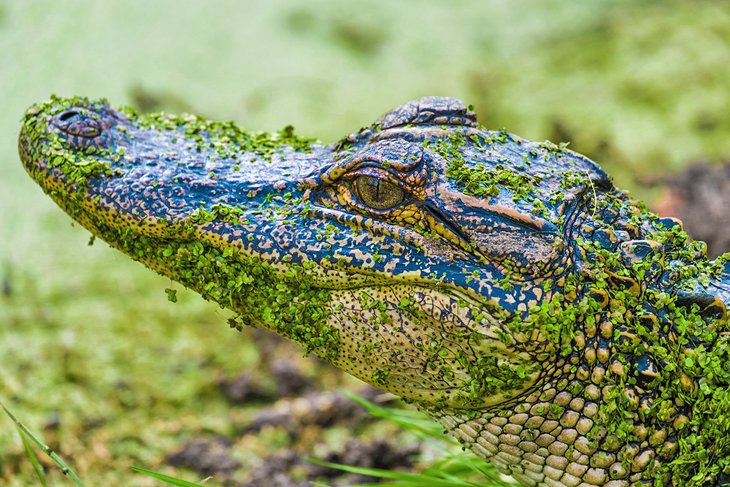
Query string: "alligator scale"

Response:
xmin=18 ymin=96 xmax=730 ymax=486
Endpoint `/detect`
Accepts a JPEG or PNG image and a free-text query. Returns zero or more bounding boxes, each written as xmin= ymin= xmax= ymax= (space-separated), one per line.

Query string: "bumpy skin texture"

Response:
xmin=18 ymin=96 xmax=730 ymax=486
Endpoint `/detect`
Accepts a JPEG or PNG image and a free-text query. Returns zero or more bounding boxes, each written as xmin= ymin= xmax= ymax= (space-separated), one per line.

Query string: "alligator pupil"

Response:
xmin=353 ymin=175 xmax=404 ymax=210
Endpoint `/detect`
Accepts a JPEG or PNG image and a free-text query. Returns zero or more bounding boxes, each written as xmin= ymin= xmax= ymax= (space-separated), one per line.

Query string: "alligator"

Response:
xmin=18 ymin=95 xmax=730 ymax=486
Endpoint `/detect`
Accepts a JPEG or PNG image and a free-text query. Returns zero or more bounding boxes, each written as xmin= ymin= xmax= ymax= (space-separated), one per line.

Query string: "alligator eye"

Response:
xmin=352 ymin=175 xmax=404 ymax=210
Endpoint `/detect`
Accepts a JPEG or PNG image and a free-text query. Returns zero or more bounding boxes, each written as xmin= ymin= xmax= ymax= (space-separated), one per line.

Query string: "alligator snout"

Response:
xmin=18 ymin=98 xmax=128 ymax=194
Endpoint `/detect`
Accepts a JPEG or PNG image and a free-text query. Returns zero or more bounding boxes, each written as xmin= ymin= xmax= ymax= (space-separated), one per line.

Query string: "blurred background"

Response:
xmin=1 ymin=1 xmax=730 ymax=485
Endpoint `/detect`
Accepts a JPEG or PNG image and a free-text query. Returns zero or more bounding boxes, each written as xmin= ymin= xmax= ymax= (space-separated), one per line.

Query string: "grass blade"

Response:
xmin=130 ymin=466 xmax=206 ymax=486
xmin=342 ymin=390 xmax=451 ymax=440
xmin=306 ymin=457 xmax=483 ymax=487
xmin=1 ymin=401 xmax=86 ymax=487
xmin=339 ymin=391 xmax=517 ymax=487
xmin=16 ymin=423 xmax=47 ymax=487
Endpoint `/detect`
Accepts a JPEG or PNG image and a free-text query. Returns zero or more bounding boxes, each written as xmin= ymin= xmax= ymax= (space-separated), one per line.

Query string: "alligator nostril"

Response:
xmin=58 ymin=109 xmax=80 ymax=122
xmin=54 ymin=108 xmax=102 ymax=138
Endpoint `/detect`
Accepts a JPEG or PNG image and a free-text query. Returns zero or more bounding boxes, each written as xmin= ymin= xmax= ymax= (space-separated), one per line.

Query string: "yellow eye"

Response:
xmin=352 ymin=176 xmax=405 ymax=210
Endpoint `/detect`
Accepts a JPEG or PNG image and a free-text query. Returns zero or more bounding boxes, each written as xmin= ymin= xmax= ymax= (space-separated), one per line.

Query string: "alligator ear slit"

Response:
xmin=422 ymin=201 xmax=471 ymax=245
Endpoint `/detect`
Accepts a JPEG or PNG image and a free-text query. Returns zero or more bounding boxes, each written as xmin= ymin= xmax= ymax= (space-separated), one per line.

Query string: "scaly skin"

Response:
xmin=18 ymin=96 xmax=730 ymax=486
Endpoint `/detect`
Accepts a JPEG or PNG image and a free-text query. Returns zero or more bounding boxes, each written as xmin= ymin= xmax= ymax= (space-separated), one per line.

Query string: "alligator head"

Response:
xmin=19 ymin=96 xmax=730 ymax=486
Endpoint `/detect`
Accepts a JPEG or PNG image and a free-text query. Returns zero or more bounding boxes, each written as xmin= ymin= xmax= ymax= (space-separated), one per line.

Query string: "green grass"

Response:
xmin=4 ymin=395 xmax=516 ymax=487
xmin=307 ymin=393 xmax=517 ymax=487
xmin=2 ymin=401 xmax=86 ymax=487
xmin=5 ymin=396 xmax=206 ymax=486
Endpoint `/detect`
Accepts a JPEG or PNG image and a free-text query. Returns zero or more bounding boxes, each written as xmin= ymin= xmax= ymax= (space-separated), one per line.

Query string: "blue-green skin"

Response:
xmin=19 ymin=96 xmax=730 ymax=486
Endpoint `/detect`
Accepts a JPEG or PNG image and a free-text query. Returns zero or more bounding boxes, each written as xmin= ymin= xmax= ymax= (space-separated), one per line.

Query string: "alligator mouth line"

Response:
xmin=51 ymin=187 xmax=508 ymax=317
